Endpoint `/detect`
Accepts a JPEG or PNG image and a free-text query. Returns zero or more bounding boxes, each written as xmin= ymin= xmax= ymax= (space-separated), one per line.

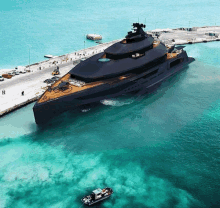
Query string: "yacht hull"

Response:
xmin=33 ymin=52 xmax=195 ymax=125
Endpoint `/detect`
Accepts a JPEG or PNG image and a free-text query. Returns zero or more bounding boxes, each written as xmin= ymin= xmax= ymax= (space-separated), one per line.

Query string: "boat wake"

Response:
xmin=81 ymin=108 xmax=91 ymax=113
xmin=100 ymin=98 xmax=133 ymax=107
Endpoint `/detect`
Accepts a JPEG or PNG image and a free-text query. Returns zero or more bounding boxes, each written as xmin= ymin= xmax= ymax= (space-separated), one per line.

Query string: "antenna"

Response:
xmin=83 ymin=34 xmax=86 ymax=55
xmin=27 ymin=44 xmax=32 ymax=72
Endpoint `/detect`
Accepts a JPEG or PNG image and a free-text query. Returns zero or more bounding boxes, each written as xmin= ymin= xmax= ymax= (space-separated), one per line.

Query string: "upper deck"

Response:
xmin=105 ymin=23 xmax=154 ymax=56
xmin=104 ymin=36 xmax=154 ymax=56
xmin=69 ymin=42 xmax=167 ymax=82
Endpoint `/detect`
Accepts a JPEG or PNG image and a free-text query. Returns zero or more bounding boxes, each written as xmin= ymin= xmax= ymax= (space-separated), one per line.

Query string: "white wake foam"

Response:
xmin=100 ymin=99 xmax=133 ymax=107
xmin=81 ymin=108 xmax=91 ymax=113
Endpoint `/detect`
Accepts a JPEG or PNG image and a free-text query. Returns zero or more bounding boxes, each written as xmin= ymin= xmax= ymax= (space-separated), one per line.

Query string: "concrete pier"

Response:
xmin=0 ymin=40 xmax=119 ymax=117
xmin=0 ymin=26 xmax=220 ymax=118
xmin=149 ymin=26 xmax=220 ymax=45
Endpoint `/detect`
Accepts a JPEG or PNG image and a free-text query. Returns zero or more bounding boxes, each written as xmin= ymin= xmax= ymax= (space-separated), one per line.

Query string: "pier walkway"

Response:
xmin=150 ymin=26 xmax=220 ymax=45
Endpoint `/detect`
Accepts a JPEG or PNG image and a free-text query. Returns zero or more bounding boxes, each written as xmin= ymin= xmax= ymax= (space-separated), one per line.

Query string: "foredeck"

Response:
xmin=38 ymin=73 xmax=133 ymax=103
xmin=38 ymin=74 xmax=103 ymax=103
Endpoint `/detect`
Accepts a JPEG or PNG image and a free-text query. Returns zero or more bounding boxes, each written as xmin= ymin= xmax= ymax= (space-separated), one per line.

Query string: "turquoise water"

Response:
xmin=0 ymin=0 xmax=219 ymax=69
xmin=1 ymin=0 xmax=220 ymax=207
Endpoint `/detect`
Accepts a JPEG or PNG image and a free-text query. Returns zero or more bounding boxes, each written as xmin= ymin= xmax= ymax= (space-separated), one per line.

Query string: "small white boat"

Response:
xmin=81 ymin=187 xmax=113 ymax=206
xmin=86 ymin=34 xmax=102 ymax=40
xmin=44 ymin=54 xmax=54 ymax=58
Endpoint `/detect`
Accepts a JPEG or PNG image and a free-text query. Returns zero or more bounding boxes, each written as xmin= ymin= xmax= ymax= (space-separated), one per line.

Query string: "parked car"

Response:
xmin=51 ymin=76 xmax=60 ymax=81
xmin=13 ymin=70 xmax=20 ymax=75
xmin=8 ymin=72 xmax=15 ymax=76
xmin=15 ymin=66 xmax=25 ymax=70
xmin=43 ymin=79 xmax=50 ymax=83
xmin=2 ymin=74 xmax=13 ymax=79
xmin=52 ymin=69 xmax=60 ymax=75
xmin=15 ymin=66 xmax=27 ymax=73
xmin=0 ymin=75 xmax=4 ymax=81
xmin=80 ymin=58 xmax=86 ymax=62
xmin=44 ymin=79 xmax=53 ymax=84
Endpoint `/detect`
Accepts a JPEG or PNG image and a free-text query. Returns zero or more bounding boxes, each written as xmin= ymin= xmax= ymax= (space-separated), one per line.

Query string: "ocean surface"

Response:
xmin=0 ymin=0 xmax=220 ymax=207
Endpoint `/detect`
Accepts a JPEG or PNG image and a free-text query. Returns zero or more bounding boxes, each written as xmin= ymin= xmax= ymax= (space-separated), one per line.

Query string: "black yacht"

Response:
xmin=33 ymin=23 xmax=195 ymax=124
xmin=81 ymin=187 xmax=113 ymax=206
